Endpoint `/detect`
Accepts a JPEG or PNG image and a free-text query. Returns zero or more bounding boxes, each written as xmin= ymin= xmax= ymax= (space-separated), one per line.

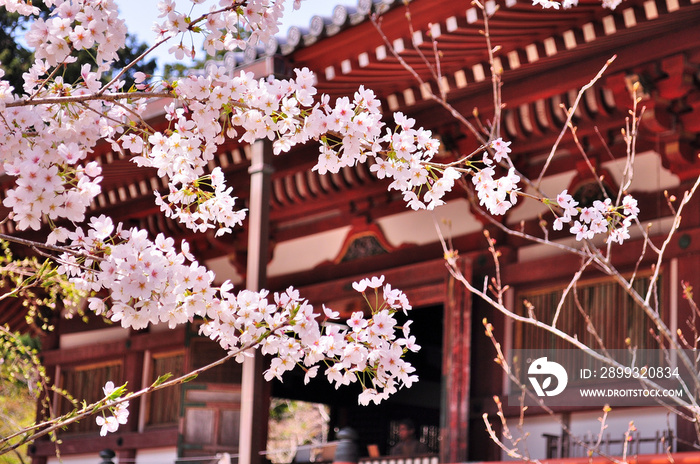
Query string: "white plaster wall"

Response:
xmin=135 ymin=447 xmax=178 ymax=464
xmin=266 ymin=226 xmax=351 ymax=277
xmin=265 ymin=199 xmax=479 ymax=278
xmin=517 ymin=215 xmax=677 ymax=262
xmin=59 ymin=326 xmax=128 ymax=349
xmin=206 ymin=255 xmax=245 ymax=285
xmin=46 ymin=448 xmax=179 ymax=464
xmin=604 ymin=150 xmax=679 ymax=193
xmin=508 ymin=170 xmax=574 ymax=225
xmin=377 ymin=198 xmax=481 ymax=247
xmin=508 ymin=150 xmax=679 ymax=226
xmin=48 ymin=453 xmax=110 ymax=464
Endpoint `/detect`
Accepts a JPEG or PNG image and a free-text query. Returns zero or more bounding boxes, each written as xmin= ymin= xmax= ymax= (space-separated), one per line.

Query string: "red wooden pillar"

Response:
xmin=123 ymin=339 xmax=144 ymax=433
xmin=673 ymin=182 xmax=700 ymax=450
xmin=239 ymin=139 xmax=273 ymax=464
xmin=440 ymin=258 xmax=472 ymax=463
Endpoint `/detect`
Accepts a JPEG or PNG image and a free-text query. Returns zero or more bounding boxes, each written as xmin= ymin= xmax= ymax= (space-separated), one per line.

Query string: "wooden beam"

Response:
xmin=42 ymin=339 xmax=127 ymax=367
xmin=41 ymin=328 xmax=186 ymax=366
xmin=129 ymin=328 xmax=187 ymax=352
xmin=441 ymin=258 xmax=472 ymax=463
xmin=501 ymin=224 xmax=700 ymax=288
xmin=31 ymin=427 xmax=178 ymax=457
xmin=407 ymin=14 xmax=700 ymax=127
xmin=292 ymin=258 xmax=447 ymax=314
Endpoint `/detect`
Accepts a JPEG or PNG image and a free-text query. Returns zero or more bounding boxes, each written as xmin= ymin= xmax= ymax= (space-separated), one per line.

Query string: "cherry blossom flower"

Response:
xmin=102 ymin=381 xmax=116 ymax=397
xmin=95 ymin=381 xmax=129 ymax=435
xmin=56 ymin=213 xmax=417 ymax=403
xmin=322 ymin=305 xmax=340 ymax=320
xmin=0 ymin=0 xmax=641 ymax=420
xmin=96 ymin=416 xmax=119 ymax=436
xmin=348 ymin=312 xmax=369 ymax=332
xmin=491 ymin=138 xmax=512 ymax=163
xmin=622 ymin=195 xmax=639 ymax=216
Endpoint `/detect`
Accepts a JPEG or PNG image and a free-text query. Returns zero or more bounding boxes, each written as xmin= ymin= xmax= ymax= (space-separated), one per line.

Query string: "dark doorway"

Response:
xmin=270 ymin=304 xmax=444 ymax=457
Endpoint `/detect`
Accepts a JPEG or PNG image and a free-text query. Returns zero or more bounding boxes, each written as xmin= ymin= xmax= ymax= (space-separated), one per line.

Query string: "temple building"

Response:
xmin=1 ymin=0 xmax=699 ymax=463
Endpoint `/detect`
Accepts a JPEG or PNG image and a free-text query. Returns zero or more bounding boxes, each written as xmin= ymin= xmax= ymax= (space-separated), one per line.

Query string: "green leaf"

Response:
xmin=152 ymin=372 xmax=174 ymax=387
xmin=108 ymin=382 xmax=129 ymax=400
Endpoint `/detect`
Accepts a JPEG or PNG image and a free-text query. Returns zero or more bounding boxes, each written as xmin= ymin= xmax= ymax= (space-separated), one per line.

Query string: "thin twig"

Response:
xmin=536 ymin=56 xmax=617 ymax=187
xmin=6 ymin=91 xmax=175 ymax=108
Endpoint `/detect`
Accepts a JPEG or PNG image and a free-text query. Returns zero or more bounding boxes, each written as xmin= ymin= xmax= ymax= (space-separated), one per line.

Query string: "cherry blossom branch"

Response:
xmin=589 ymin=178 xmax=700 ymax=395
xmin=0 ymin=233 xmax=97 ymax=260
xmin=400 ymin=3 xmax=443 ymax=97
xmin=536 ymin=55 xmax=617 ymax=187
xmin=459 ymin=184 xmax=589 ymax=257
xmin=0 ymin=266 xmax=44 ymax=302
xmin=430 ymin=29 xmax=447 ymax=101
xmin=571 ymin=285 xmax=612 ymax=355
xmin=79 ymin=100 xmax=156 ymax=135
xmin=567 ymin=122 xmax=609 ymax=202
xmin=551 ymin=255 xmax=593 ymax=327
xmin=473 ymin=0 xmax=503 ymax=139
xmin=466 ymin=173 xmax=700 ymax=404
xmin=97 ymin=39 xmax=171 ymax=97
xmin=482 ymin=320 xmax=626 ymax=463
xmin=97 ymin=1 xmax=246 ymax=95
xmin=0 ymin=0 xmax=697 ymax=457
xmin=483 ymin=412 xmax=540 ymax=463
xmin=433 ymin=199 xmax=698 ymax=412
xmin=5 ymin=91 xmax=175 ymax=108
xmin=448 ymin=260 xmax=696 ymax=413
xmin=619 ymin=84 xmax=645 ymax=194
xmin=27 ymin=59 xmax=68 ymax=103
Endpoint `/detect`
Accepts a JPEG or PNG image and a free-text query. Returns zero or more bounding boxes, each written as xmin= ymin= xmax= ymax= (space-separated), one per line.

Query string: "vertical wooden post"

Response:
xmin=676 ymin=250 xmax=700 ymax=451
xmin=120 ymin=343 xmax=142 ymax=464
xmin=124 ymin=341 xmax=143 ymax=432
xmin=440 ymin=258 xmax=472 ymax=463
xmin=239 ymin=139 xmax=273 ymax=464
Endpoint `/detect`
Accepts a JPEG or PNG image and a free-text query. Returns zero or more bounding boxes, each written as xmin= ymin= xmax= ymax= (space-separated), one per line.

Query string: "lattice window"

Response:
xmin=182 ymin=388 xmax=241 ymax=452
xmin=147 ymin=351 xmax=185 ymax=426
xmin=60 ymin=361 xmax=123 ymax=434
xmin=511 ymin=276 xmax=662 ymax=388
xmin=515 ymin=276 xmax=660 ymax=352
xmin=188 ymin=337 xmax=242 ymax=384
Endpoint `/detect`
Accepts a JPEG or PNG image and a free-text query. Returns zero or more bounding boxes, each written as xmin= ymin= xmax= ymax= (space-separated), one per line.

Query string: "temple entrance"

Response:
xmin=269 ymin=304 xmax=444 ymax=460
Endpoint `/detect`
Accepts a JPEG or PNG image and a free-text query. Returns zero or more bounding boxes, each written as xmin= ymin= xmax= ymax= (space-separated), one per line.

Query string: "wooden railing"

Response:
xmin=467 ymin=451 xmax=700 ymax=464
xmin=359 ymin=455 xmax=439 ymax=464
xmin=543 ymin=430 xmax=675 ymax=459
